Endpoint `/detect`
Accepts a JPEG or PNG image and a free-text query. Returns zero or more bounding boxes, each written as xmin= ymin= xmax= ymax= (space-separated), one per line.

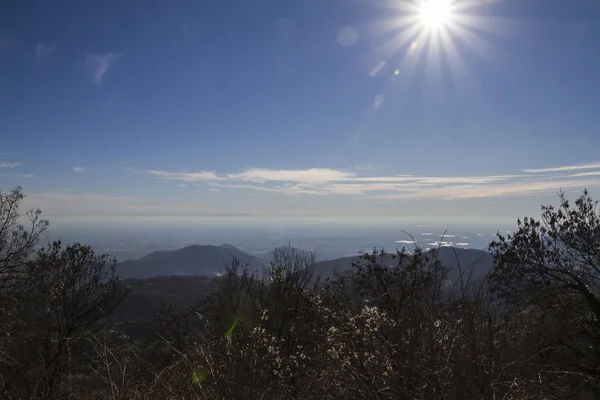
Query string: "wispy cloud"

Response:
xmin=72 ymin=166 xmax=85 ymax=173
xmin=523 ymin=162 xmax=600 ymax=173
xmin=376 ymin=179 xmax=599 ymax=200
xmin=0 ymin=173 xmax=35 ymax=179
xmin=131 ymin=169 xmax=222 ymax=182
xmin=227 ymin=168 xmax=356 ymax=183
xmin=35 ymin=42 xmax=56 ymax=61
xmin=0 ymin=162 xmax=21 ymax=168
xmin=131 ymin=163 xmax=600 ymax=200
xmin=0 ymin=160 xmax=31 ymax=178
xmin=567 ymin=171 xmax=600 ymax=178
xmin=86 ymin=53 xmax=121 ymax=84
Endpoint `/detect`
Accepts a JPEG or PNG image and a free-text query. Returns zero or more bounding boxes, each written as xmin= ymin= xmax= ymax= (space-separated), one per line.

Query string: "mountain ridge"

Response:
xmin=118 ymin=244 xmax=493 ymax=282
xmin=257 ymin=245 xmax=336 ymax=263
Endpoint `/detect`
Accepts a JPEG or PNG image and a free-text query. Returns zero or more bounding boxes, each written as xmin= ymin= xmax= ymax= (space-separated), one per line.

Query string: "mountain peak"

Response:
xmin=221 ymin=243 xmax=241 ymax=251
xmin=118 ymin=244 xmax=264 ymax=279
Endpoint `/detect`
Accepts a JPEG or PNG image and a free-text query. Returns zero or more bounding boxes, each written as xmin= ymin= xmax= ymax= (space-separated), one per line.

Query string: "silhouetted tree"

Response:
xmin=0 ymin=189 xmax=127 ymax=400
xmin=490 ymin=189 xmax=600 ymax=396
xmin=0 ymin=186 xmax=48 ymax=310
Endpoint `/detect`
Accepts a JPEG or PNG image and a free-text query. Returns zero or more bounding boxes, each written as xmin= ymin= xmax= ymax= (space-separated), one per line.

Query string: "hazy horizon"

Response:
xmin=40 ymin=214 xmax=517 ymax=263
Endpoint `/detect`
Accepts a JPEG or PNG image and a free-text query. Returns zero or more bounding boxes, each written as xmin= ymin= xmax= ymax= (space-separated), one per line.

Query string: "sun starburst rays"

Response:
xmin=358 ymin=0 xmax=511 ymax=101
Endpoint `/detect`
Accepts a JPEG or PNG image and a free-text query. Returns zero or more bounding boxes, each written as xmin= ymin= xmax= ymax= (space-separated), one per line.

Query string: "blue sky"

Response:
xmin=1 ymin=0 xmax=600 ymax=221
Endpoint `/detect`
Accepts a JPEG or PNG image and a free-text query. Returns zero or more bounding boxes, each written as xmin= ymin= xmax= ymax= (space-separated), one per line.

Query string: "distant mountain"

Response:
xmin=435 ymin=247 xmax=493 ymax=283
xmin=313 ymin=247 xmax=493 ymax=282
xmin=315 ymin=255 xmax=361 ymax=279
xmin=117 ymin=243 xmax=494 ymax=285
xmin=118 ymin=244 xmax=265 ymax=279
xmin=258 ymin=245 xmax=335 ymax=263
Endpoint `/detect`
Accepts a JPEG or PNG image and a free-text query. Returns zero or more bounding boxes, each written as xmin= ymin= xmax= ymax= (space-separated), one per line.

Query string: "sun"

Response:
xmin=419 ymin=0 xmax=454 ymax=30
xmin=352 ymin=0 xmax=506 ymax=104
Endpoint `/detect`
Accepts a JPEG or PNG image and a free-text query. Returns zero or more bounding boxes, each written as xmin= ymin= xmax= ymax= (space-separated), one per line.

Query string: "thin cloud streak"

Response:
xmin=0 ymin=162 xmax=21 ymax=168
xmin=132 ymin=163 xmax=600 ymax=200
xmin=524 ymin=162 xmax=600 ymax=173
xmin=73 ymin=166 xmax=85 ymax=172
xmin=376 ymin=179 xmax=600 ymax=200
xmin=138 ymin=169 xmax=222 ymax=182
xmin=0 ymin=173 xmax=35 ymax=179
xmin=227 ymin=168 xmax=356 ymax=183
xmin=567 ymin=171 xmax=600 ymax=178
xmin=346 ymin=175 xmax=524 ymax=183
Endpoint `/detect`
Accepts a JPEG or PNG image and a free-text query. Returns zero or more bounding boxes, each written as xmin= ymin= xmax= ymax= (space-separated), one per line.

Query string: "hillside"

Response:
xmin=117 ymin=244 xmax=265 ymax=279
xmin=314 ymin=247 xmax=493 ymax=282
xmin=113 ymin=275 xmax=215 ymax=339
xmin=258 ymin=245 xmax=335 ymax=263
xmin=435 ymin=246 xmax=493 ymax=282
